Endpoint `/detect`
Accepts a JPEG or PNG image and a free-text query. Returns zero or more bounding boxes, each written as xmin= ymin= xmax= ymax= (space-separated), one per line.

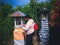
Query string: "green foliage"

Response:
xmin=13 ymin=6 xmax=22 ymax=11
xmin=0 ymin=2 xmax=14 ymax=45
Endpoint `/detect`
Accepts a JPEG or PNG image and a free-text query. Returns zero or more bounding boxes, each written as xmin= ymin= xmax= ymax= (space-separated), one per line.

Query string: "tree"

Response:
xmin=0 ymin=2 xmax=14 ymax=45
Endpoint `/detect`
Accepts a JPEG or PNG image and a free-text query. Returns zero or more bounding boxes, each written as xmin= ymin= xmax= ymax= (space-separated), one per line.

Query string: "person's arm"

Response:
xmin=22 ymin=19 xmax=34 ymax=31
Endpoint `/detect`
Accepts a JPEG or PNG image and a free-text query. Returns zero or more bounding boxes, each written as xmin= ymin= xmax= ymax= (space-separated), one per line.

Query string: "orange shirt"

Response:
xmin=13 ymin=28 xmax=25 ymax=40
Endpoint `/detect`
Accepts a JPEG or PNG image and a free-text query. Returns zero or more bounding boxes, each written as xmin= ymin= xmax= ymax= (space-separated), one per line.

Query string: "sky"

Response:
xmin=0 ymin=0 xmax=50 ymax=8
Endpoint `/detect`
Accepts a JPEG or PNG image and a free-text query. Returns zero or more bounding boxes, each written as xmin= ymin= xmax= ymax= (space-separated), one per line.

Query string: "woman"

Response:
xmin=22 ymin=15 xmax=34 ymax=45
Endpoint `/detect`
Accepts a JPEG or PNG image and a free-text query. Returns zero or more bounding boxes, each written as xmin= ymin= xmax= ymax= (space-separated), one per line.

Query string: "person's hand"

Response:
xmin=20 ymin=24 xmax=25 ymax=27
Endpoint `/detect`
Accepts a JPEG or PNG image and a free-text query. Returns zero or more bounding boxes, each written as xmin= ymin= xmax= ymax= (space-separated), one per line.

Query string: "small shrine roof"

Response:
xmin=10 ymin=11 xmax=25 ymax=17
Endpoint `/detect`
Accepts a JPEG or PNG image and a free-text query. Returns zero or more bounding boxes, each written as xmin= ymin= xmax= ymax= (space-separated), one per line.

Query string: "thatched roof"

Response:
xmin=10 ymin=11 xmax=25 ymax=17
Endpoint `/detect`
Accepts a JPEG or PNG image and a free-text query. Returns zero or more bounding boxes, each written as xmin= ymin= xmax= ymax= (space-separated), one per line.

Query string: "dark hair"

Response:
xmin=25 ymin=15 xmax=31 ymax=18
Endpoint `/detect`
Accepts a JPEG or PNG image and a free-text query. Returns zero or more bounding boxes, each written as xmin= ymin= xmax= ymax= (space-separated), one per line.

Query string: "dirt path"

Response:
xmin=33 ymin=35 xmax=39 ymax=45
